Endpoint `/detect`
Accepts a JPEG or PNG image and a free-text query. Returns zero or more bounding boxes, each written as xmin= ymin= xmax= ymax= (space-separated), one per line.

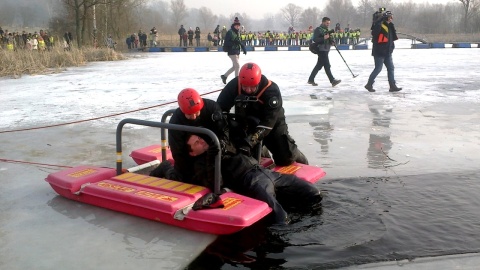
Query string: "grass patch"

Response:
xmin=0 ymin=47 xmax=126 ymax=78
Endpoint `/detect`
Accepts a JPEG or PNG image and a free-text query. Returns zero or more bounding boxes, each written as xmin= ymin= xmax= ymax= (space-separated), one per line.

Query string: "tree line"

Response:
xmin=1 ymin=0 xmax=479 ymax=48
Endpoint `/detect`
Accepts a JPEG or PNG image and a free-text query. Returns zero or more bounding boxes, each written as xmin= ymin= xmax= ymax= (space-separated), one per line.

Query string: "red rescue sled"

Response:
xmin=45 ymin=117 xmax=326 ymax=235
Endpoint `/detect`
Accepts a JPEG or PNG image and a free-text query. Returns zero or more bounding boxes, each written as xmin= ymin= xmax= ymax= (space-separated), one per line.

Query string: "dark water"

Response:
xmin=187 ymin=171 xmax=480 ymax=269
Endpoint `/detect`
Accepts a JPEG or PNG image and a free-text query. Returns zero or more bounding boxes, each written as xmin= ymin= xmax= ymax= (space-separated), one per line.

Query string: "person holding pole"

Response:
xmin=307 ymin=17 xmax=341 ymax=87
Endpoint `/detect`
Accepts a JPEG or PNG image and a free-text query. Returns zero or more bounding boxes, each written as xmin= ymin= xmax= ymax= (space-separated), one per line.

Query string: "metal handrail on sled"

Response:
xmin=115 ymin=118 xmax=223 ymax=194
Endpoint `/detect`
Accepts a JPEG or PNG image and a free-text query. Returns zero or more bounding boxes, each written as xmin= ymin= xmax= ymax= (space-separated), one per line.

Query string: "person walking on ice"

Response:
xmin=365 ymin=11 xmax=402 ymax=92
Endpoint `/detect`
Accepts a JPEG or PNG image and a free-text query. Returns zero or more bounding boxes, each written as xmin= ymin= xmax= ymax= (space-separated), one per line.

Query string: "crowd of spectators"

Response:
xmin=0 ymin=22 xmax=362 ymax=52
xmin=0 ymin=26 xmax=77 ymax=51
xmin=124 ymin=23 xmax=362 ymax=50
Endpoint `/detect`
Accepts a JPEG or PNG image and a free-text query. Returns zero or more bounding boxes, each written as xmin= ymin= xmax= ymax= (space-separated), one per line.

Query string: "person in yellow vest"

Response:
xmin=241 ymin=32 xmax=247 ymax=45
xmin=349 ymin=30 xmax=356 ymax=45
xmin=266 ymin=31 xmax=272 ymax=45
xmin=38 ymin=36 xmax=46 ymax=50
xmin=339 ymin=31 xmax=343 ymax=44
xmin=6 ymin=40 xmax=14 ymax=51
xmin=261 ymin=31 xmax=267 ymax=46
xmin=290 ymin=32 xmax=296 ymax=45
xmin=49 ymin=35 xmax=55 ymax=47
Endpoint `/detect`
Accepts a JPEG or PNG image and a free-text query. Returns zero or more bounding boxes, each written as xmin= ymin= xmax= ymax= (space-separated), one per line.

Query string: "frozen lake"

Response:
xmin=1 ymin=40 xmax=480 ymax=269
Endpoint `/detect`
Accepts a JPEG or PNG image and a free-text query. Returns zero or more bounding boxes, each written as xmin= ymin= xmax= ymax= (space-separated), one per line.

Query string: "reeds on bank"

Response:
xmin=0 ymin=47 xmax=126 ymax=78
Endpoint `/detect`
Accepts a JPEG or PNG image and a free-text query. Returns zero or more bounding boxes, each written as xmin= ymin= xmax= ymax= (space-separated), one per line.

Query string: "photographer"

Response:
xmin=307 ymin=17 xmax=341 ymax=87
xmin=365 ymin=10 xmax=402 ymax=92
xmin=371 ymin=7 xmax=386 ymax=31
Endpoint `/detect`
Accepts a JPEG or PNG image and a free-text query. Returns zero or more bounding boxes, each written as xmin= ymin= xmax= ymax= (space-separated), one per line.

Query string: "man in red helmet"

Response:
xmin=163 ymin=88 xmax=230 ymax=183
xmin=217 ymin=62 xmax=308 ymax=166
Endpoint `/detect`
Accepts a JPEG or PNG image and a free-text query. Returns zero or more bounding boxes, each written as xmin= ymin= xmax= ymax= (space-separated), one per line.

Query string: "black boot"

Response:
xmin=389 ymin=82 xmax=402 ymax=92
xmin=331 ymin=79 xmax=341 ymax=87
xmin=364 ymin=81 xmax=375 ymax=92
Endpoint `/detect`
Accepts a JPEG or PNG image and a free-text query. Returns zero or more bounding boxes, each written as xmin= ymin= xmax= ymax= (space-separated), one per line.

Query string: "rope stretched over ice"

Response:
xmin=0 ymin=89 xmax=222 ymax=134
xmin=0 ymin=158 xmax=73 ymax=168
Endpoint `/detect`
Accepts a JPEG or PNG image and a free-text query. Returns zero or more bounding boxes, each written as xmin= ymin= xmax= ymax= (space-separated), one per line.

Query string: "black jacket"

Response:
xmin=311 ymin=24 xmax=333 ymax=52
xmin=371 ymin=20 xmax=398 ymax=57
xmin=178 ymin=26 xmax=186 ymax=36
xmin=217 ymin=75 xmax=285 ymax=139
xmin=168 ymin=99 xmax=228 ymax=183
xmin=223 ymin=26 xmax=242 ymax=55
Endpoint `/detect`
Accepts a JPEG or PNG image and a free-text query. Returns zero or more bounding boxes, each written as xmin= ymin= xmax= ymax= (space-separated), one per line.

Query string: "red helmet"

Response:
xmin=177 ymin=88 xmax=204 ymax=114
xmin=239 ymin=62 xmax=262 ymax=87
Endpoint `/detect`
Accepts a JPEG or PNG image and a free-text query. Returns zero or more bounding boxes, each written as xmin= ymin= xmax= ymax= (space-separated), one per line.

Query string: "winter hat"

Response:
xmin=233 ymin=17 xmax=241 ymax=26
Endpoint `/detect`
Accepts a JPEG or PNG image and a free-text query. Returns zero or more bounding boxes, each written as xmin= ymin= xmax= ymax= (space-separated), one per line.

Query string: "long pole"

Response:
xmin=334 ymin=43 xmax=358 ymax=78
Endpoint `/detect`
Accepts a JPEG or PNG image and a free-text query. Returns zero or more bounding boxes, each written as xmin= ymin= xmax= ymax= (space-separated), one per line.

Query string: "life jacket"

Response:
xmin=237 ymin=80 xmax=273 ymax=105
xmin=377 ymin=22 xmax=389 ymax=44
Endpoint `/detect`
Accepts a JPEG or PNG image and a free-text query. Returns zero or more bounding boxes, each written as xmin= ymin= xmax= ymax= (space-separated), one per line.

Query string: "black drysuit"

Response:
xmin=193 ymin=147 xmax=322 ymax=225
xmin=168 ymin=98 xmax=228 ymax=183
xmin=217 ymin=75 xmax=308 ymax=166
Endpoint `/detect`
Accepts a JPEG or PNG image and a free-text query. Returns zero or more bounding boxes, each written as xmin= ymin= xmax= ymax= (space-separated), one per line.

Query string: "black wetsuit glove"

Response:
xmin=238 ymin=141 xmax=252 ymax=156
xmin=244 ymin=127 xmax=267 ymax=148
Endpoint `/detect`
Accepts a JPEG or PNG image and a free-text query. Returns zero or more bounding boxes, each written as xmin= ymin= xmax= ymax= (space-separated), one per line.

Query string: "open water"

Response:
xmin=187 ymin=171 xmax=480 ymax=269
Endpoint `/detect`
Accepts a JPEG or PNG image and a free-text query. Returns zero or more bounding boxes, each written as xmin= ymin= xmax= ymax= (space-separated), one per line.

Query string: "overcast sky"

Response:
xmin=183 ymin=0 xmax=456 ymax=19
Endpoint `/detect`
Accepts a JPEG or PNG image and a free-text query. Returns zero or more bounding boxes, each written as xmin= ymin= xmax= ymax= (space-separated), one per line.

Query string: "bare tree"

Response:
xmin=415 ymin=4 xmax=447 ymax=34
xmin=280 ymin=3 xmax=303 ymax=29
xmin=239 ymin=12 xmax=251 ymax=31
xmin=105 ymin=0 xmax=146 ymax=40
xmin=170 ymin=0 xmax=187 ymax=29
xmin=324 ymin=0 xmax=356 ymax=28
xmin=262 ymin=13 xmax=275 ymax=30
xmin=357 ymin=0 xmax=375 ymax=27
xmin=393 ymin=1 xmax=416 ymax=30
xmin=139 ymin=0 xmax=168 ymax=32
xmin=60 ymin=0 xmax=99 ymax=47
xmin=371 ymin=0 xmax=393 ymax=9
xmin=198 ymin=7 xmax=217 ymax=32
xmin=459 ymin=0 xmax=480 ymax=32
xmin=299 ymin=7 xmax=322 ymax=30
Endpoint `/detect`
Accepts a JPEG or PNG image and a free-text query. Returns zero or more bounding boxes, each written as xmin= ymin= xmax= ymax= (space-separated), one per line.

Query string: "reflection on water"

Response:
xmin=309 ymin=99 xmax=334 ymax=155
xmin=367 ymin=105 xmax=393 ymax=169
xmin=310 ymin=118 xmax=333 ymax=154
xmin=188 ymin=171 xmax=480 ymax=269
